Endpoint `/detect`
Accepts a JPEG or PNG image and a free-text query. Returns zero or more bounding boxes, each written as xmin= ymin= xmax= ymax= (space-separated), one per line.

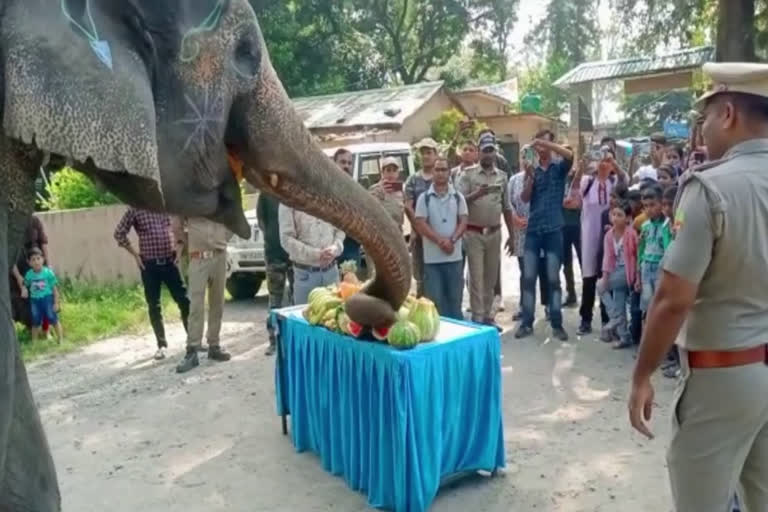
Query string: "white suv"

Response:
xmin=225 ymin=209 xmax=266 ymax=300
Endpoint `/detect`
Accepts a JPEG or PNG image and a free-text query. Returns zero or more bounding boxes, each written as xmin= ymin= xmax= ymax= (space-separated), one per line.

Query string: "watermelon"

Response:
xmin=387 ymin=320 xmax=421 ymax=349
xmin=346 ymin=320 xmax=364 ymax=338
xmin=372 ymin=326 xmax=390 ymax=341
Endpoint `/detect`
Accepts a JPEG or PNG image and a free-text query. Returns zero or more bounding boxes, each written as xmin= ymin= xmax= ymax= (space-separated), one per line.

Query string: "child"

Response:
xmin=662 ymin=186 xmax=678 ymax=228
xmin=598 ymin=200 xmax=638 ymax=349
xmin=636 ymin=185 xmax=672 ymax=312
xmin=22 ymin=247 xmax=64 ymax=343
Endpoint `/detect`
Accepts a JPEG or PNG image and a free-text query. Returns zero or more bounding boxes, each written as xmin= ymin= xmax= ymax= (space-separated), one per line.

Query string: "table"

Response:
xmin=272 ymin=306 xmax=506 ymax=512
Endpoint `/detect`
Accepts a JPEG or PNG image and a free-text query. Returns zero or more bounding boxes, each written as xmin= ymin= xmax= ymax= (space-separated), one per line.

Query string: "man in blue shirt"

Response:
xmin=516 ymin=130 xmax=574 ymax=340
xmin=414 ymin=156 xmax=469 ymax=319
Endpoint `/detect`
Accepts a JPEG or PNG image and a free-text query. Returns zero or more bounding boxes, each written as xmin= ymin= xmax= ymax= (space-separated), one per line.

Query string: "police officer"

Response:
xmin=457 ymin=132 xmax=515 ymax=330
xmin=629 ymin=62 xmax=768 ymax=512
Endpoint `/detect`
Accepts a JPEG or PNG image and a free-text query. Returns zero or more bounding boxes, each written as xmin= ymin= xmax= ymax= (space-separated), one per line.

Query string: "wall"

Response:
xmin=38 ymin=194 xmax=260 ymax=284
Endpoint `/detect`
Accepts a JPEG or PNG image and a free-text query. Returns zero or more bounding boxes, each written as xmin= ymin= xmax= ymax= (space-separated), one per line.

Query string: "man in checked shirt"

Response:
xmin=114 ymin=208 xmax=191 ymax=360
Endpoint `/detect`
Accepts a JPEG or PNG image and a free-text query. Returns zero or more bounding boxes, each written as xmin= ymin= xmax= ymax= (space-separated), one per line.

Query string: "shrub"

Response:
xmin=43 ymin=167 xmax=120 ymax=210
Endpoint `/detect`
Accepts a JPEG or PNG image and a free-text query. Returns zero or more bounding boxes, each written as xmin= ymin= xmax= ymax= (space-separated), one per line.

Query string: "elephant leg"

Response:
xmin=0 ymin=138 xmax=60 ymax=512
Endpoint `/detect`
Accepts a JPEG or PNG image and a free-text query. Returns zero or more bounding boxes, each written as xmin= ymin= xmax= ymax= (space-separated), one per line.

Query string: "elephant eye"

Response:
xmin=233 ymin=39 xmax=260 ymax=79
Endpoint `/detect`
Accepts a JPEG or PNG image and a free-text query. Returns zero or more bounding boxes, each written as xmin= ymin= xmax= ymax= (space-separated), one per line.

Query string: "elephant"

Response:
xmin=0 ymin=0 xmax=410 ymax=509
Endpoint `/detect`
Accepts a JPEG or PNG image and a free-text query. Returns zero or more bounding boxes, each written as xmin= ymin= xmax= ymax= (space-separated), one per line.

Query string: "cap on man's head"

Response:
xmin=415 ymin=137 xmax=439 ymax=151
xmin=381 ymin=156 xmax=401 ymax=170
xmin=478 ymin=132 xmax=497 ymax=151
xmin=696 ymin=62 xmax=768 ymax=105
xmin=650 ymin=132 xmax=667 ymax=145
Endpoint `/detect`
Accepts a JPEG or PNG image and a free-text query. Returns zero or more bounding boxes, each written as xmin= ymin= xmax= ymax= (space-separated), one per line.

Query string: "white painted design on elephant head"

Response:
xmin=176 ymin=87 xmax=226 ymax=186
xmin=180 ymin=0 xmax=226 ymax=63
xmin=60 ymin=0 xmax=113 ymax=70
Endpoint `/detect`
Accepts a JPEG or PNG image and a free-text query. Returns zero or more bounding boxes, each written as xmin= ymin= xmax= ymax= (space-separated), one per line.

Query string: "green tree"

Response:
xmin=518 ymin=56 xmax=571 ymax=119
xmin=43 ymin=167 xmax=120 ymax=210
xmin=611 ymin=0 xmax=766 ymax=60
xmin=517 ymin=0 xmax=600 ymax=119
xmin=468 ymin=0 xmax=520 ymax=82
xmin=616 ymin=90 xmax=694 ymax=137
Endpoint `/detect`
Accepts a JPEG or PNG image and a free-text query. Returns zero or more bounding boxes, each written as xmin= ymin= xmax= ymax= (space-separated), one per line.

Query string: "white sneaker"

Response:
xmin=154 ymin=348 xmax=166 ymax=360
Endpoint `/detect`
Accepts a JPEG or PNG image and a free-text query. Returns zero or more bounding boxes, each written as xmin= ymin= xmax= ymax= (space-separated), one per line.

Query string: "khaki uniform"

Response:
xmin=457 ymin=165 xmax=510 ymax=321
xmin=184 ymin=217 xmax=233 ymax=349
xmin=662 ymin=139 xmax=768 ymax=511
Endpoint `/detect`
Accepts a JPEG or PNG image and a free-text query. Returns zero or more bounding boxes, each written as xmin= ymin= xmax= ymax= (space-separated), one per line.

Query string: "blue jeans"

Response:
xmin=424 ymin=261 xmax=464 ymax=320
xmin=293 ymin=265 xmax=340 ymax=305
xmin=600 ymin=266 xmax=630 ymax=344
xmin=640 ymin=260 xmax=661 ymax=312
xmin=30 ymin=294 xmax=58 ymax=327
xmin=522 ymin=230 xmax=563 ymax=329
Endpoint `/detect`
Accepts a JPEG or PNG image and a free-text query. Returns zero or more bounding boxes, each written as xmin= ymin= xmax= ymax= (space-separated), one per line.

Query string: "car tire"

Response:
xmin=226 ymin=274 xmax=264 ymax=301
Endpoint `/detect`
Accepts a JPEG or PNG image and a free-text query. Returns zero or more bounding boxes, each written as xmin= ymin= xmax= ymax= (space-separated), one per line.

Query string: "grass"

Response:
xmin=16 ymin=279 xmax=180 ymax=361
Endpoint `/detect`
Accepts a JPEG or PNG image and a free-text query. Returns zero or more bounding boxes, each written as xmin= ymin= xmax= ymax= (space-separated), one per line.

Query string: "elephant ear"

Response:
xmin=1 ymin=0 xmax=160 ymax=187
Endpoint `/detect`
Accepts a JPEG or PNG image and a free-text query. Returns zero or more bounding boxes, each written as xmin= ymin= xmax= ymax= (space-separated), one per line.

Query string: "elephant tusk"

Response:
xmin=270 ymin=173 xmax=279 ymax=189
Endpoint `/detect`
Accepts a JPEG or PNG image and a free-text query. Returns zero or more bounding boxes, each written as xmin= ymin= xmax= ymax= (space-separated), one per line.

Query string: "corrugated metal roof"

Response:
xmin=457 ymin=78 xmax=519 ymax=104
xmin=554 ymin=46 xmax=715 ymax=88
xmin=292 ymin=81 xmax=445 ymax=130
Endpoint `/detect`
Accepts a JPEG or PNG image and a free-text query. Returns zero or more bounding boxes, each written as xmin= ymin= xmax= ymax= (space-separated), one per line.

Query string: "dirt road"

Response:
xmin=28 ymin=282 xmax=678 ymax=511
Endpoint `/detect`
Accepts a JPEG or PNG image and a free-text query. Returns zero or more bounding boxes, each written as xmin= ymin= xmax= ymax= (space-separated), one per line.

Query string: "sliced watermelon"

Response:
xmin=347 ymin=320 xmax=364 ymax=338
xmin=371 ymin=326 xmax=390 ymax=341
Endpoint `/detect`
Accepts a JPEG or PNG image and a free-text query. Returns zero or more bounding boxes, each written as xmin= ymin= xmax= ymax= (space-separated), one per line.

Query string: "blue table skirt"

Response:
xmin=273 ymin=307 xmax=506 ymax=512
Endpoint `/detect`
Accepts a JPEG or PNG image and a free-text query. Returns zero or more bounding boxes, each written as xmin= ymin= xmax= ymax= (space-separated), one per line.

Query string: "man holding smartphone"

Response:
xmin=457 ymin=132 xmax=515 ymax=330
xmin=516 ymin=130 xmax=574 ymax=341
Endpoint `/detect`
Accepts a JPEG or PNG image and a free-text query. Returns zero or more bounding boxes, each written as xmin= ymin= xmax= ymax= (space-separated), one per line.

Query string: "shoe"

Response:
xmin=265 ymin=344 xmax=276 ymax=356
xmin=599 ymin=327 xmax=614 ymax=343
xmin=552 ymin=327 xmax=569 ymax=342
xmin=663 ymin=364 xmax=681 ymax=379
xmin=197 ymin=344 xmax=208 ymax=352
xmin=576 ymin=322 xmax=592 ymax=335
xmin=208 ymin=346 xmax=232 ymax=362
xmin=176 ymin=350 xmax=199 ymax=373
xmin=514 ymin=325 xmax=533 ymax=339
xmin=562 ymin=296 xmax=578 ymax=308
xmin=154 ymin=348 xmax=166 ymax=361
xmin=660 ymin=358 xmax=678 ymax=370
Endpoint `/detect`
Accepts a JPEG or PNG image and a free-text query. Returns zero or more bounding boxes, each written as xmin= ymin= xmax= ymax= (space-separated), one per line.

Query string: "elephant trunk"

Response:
xmin=234 ymin=65 xmax=411 ymax=327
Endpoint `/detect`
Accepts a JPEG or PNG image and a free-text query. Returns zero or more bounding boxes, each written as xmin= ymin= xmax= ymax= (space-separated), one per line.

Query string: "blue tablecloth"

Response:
xmin=273 ymin=307 xmax=505 ymax=512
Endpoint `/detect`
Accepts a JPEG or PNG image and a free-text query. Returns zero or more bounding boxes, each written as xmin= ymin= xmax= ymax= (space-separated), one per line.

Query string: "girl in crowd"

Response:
xmin=576 ymin=147 xmax=628 ymax=335
xmin=598 ymin=200 xmax=638 ymax=349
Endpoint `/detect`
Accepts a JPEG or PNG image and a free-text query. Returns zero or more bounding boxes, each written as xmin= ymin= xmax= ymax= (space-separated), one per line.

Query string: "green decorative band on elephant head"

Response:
xmin=180 ymin=0 xmax=227 ymax=63
xmin=60 ymin=0 xmax=113 ymax=70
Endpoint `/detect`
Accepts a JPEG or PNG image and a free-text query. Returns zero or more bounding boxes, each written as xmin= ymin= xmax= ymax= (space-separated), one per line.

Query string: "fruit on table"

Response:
xmin=371 ymin=326 xmax=390 ymax=341
xmin=387 ymin=320 xmax=421 ymax=349
xmin=407 ymin=298 xmax=441 ymax=342
xmin=339 ymin=281 xmax=361 ymax=300
xmin=339 ymin=260 xmax=361 ymax=284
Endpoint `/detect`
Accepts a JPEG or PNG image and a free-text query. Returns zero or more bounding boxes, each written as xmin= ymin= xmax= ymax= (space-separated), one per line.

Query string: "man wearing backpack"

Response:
xmin=458 ymin=133 xmax=515 ymax=330
xmin=414 ymin=156 xmax=468 ymax=320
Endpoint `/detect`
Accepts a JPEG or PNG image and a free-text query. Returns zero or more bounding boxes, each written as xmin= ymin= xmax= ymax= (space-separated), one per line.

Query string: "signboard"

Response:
xmin=663 ymin=119 xmax=690 ymax=139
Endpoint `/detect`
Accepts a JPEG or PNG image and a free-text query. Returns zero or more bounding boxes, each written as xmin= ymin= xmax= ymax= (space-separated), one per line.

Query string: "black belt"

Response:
xmin=143 ymin=256 xmax=174 ymax=266
xmin=294 ymin=262 xmax=335 ymax=272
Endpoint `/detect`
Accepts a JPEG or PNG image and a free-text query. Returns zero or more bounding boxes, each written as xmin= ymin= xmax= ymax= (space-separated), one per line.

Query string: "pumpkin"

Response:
xmin=407 ymin=298 xmax=441 ymax=342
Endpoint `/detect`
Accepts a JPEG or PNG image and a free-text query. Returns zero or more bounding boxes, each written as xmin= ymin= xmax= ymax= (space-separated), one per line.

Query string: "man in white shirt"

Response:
xmin=278 ymin=206 xmax=345 ymax=304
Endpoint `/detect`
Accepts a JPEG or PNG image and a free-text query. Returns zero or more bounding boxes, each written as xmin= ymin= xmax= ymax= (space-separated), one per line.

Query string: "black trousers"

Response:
xmin=561 ymin=224 xmax=582 ymax=299
xmin=140 ymin=259 xmax=190 ymax=349
xmin=580 ymin=276 xmax=610 ymax=326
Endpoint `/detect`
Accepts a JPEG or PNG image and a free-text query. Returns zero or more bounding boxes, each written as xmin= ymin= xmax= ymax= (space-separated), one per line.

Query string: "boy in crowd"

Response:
xmin=414 ymin=156 xmax=468 ymax=320
xmin=22 ymin=247 xmax=64 ymax=343
xmin=636 ymin=184 xmax=672 ymax=317
xmin=658 ymin=185 xmax=681 ymax=378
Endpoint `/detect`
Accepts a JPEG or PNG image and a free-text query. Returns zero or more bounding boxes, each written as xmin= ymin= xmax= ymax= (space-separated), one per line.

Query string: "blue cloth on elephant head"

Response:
xmin=89 ymin=40 xmax=113 ymax=70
